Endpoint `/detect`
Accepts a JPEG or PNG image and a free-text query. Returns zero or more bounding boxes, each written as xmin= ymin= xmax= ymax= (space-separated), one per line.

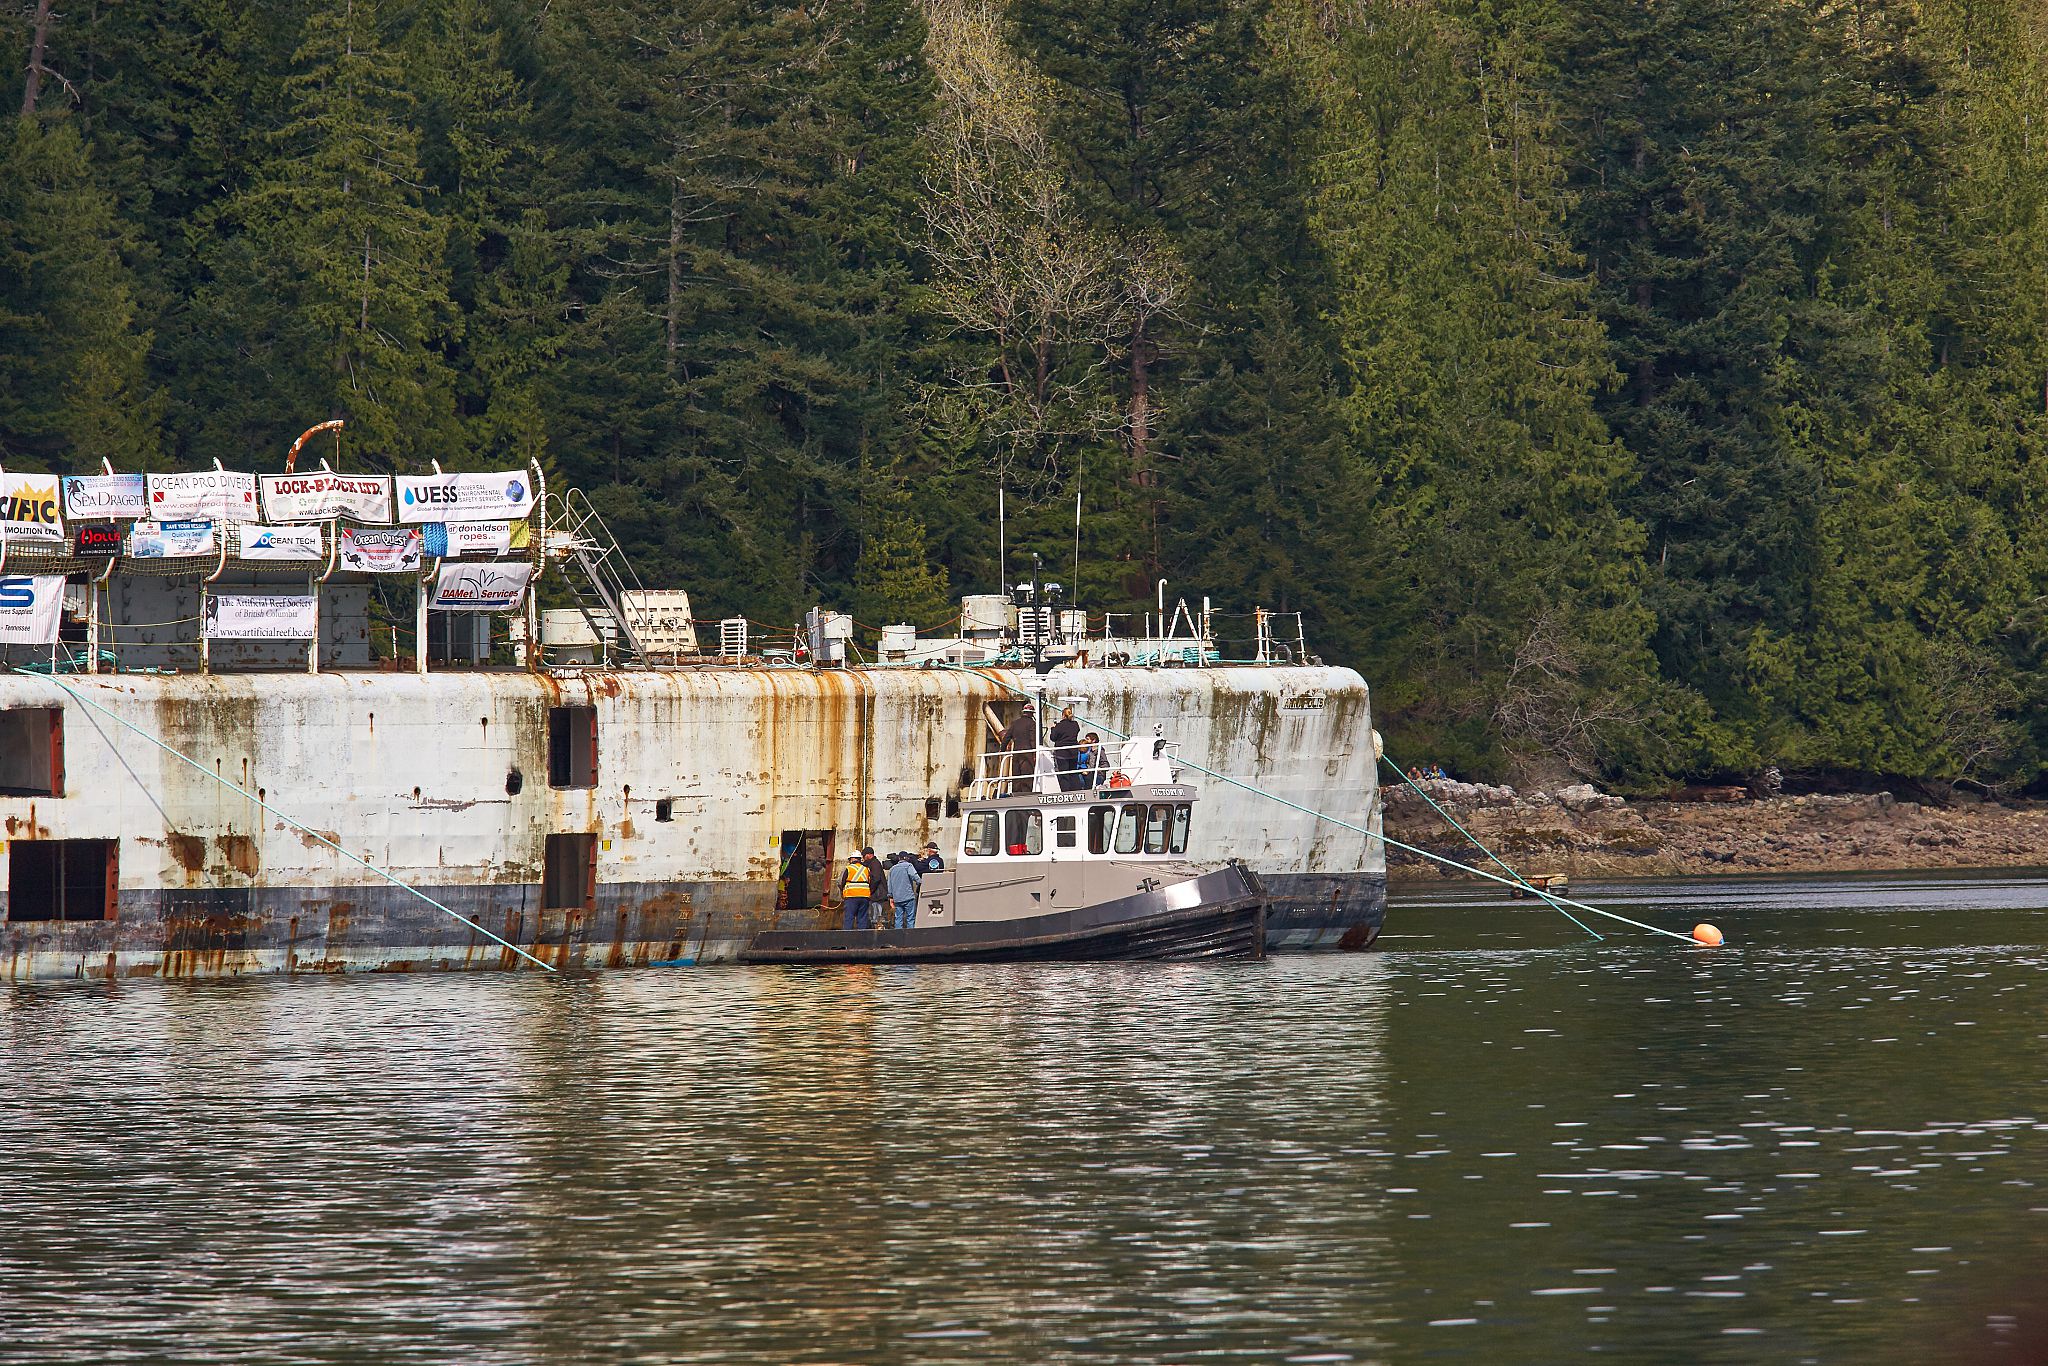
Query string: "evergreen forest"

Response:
xmin=9 ymin=0 xmax=2048 ymax=791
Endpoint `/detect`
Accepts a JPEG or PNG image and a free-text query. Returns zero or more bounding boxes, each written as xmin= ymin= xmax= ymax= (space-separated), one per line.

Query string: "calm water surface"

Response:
xmin=7 ymin=872 xmax=2048 ymax=1363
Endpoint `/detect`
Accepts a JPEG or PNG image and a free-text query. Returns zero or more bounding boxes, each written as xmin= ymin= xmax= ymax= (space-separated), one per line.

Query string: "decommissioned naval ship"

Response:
xmin=0 ymin=468 xmax=1385 ymax=980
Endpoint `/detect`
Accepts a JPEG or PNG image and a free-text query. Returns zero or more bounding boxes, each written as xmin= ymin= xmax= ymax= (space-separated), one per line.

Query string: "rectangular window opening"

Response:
xmin=654 ymin=798 xmax=674 ymax=823
xmin=1145 ymin=803 xmax=1172 ymax=855
xmin=1054 ymin=815 xmax=1077 ymax=849
xmin=1115 ymin=803 xmax=1145 ymax=855
xmin=1004 ymin=808 xmax=1043 ymax=856
xmin=547 ymin=706 xmax=597 ymax=789
xmin=1087 ymin=805 xmax=1113 ymax=855
xmin=0 ymin=707 xmax=63 ymax=797
xmin=543 ymin=832 xmax=597 ymax=910
xmin=7 ymin=838 xmax=115 ymax=921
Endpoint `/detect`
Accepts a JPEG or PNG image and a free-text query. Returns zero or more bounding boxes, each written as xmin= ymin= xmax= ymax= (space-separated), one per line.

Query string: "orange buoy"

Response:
xmin=1692 ymin=923 xmax=1724 ymax=946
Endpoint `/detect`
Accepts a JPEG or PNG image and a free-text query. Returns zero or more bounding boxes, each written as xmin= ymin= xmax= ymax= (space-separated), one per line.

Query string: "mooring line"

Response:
xmin=19 ymin=670 xmax=558 ymax=972
xmin=1377 ymin=754 xmax=1603 ymax=941
xmin=936 ymin=663 xmax=1698 ymax=945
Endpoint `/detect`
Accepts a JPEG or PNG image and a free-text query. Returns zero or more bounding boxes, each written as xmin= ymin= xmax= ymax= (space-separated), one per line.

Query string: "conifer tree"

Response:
xmin=0 ymin=119 xmax=164 ymax=471
xmin=1545 ymin=0 xmax=1845 ymax=768
xmin=851 ymin=487 xmax=954 ymax=634
xmin=1302 ymin=1 xmax=1652 ymax=779
xmin=189 ymin=0 xmax=458 ymax=465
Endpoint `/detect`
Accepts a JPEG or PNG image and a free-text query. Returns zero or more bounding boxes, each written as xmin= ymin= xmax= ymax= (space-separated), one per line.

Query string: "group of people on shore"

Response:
xmin=836 ymin=842 xmax=946 ymax=932
xmin=1003 ymin=703 xmax=1112 ymax=792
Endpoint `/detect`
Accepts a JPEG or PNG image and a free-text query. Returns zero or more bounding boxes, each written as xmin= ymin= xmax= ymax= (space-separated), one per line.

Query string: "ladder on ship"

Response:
xmin=546 ymin=488 xmax=654 ymax=665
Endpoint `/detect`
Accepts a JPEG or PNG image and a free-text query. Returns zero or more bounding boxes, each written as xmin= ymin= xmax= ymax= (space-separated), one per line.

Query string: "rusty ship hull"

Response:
xmin=0 ymin=666 xmax=1385 ymax=980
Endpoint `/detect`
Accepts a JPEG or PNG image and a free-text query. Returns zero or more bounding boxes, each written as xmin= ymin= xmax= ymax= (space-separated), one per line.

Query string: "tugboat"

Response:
xmin=740 ymin=720 xmax=1267 ymax=964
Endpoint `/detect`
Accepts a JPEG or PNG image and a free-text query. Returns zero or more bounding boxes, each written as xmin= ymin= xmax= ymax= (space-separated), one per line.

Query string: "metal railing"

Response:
xmin=544 ymin=488 xmax=651 ymax=664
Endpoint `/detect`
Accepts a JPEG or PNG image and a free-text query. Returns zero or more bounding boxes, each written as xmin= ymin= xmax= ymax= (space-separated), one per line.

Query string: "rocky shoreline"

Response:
xmin=1383 ymin=778 xmax=2048 ymax=883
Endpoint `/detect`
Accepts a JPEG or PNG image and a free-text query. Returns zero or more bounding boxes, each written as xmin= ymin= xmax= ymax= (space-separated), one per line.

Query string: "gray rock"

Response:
xmin=1552 ymin=782 xmax=1623 ymax=812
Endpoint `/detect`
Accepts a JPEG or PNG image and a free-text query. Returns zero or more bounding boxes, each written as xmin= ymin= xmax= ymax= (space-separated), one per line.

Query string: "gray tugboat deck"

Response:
xmin=741 ymin=864 xmax=1267 ymax=964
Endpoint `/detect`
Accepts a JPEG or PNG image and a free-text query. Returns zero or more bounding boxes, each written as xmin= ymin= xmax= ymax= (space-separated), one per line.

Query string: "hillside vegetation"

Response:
xmin=8 ymin=0 xmax=2048 ymax=789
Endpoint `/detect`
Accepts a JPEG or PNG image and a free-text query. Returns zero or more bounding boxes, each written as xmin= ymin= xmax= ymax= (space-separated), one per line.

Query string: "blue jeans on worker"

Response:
xmin=892 ymin=897 xmax=915 ymax=930
xmin=842 ymin=896 xmax=870 ymax=931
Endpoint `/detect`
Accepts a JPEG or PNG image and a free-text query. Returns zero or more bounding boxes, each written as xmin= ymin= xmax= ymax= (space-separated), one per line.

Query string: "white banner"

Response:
xmin=430 ymin=560 xmax=533 ymax=611
xmin=337 ymin=526 xmax=422 ymax=574
xmin=61 ymin=474 xmax=147 ymax=520
xmin=259 ymin=471 xmax=393 ymax=524
xmin=204 ymin=593 xmax=317 ymax=640
xmin=422 ymin=521 xmax=512 ymax=558
xmin=146 ymin=470 xmax=258 ymax=522
xmin=0 ymin=575 xmax=65 ymax=644
xmin=127 ymin=520 xmax=217 ymax=559
xmin=395 ymin=471 xmax=535 ymax=524
xmin=0 ymin=474 xmax=65 ymax=544
xmin=237 ymin=524 xmax=324 ymax=562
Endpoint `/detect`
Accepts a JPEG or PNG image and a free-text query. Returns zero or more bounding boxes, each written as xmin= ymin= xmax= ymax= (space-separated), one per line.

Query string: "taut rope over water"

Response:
xmin=936 ymin=663 xmax=1703 ymax=945
xmin=1377 ymin=753 xmax=1603 ymax=942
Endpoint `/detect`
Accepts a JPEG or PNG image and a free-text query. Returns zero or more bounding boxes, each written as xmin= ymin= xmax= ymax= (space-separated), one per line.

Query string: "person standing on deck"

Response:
xmin=1050 ymin=705 xmax=1082 ymax=791
xmin=839 ymin=855 xmax=872 ymax=931
xmin=916 ymin=841 xmax=945 ymax=874
xmin=886 ymin=854 xmax=920 ymax=930
xmin=1002 ymin=702 xmax=1038 ymax=794
xmin=861 ymin=846 xmax=886 ymax=906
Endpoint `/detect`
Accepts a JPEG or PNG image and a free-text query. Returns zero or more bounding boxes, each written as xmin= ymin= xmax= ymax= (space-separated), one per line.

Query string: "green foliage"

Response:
xmin=0 ymin=119 xmax=163 ymax=471
xmin=1299 ymin=1 xmax=1652 ymax=781
xmin=191 ymin=0 xmax=459 ymax=465
xmin=851 ymin=489 xmax=955 ymax=634
xmin=15 ymin=0 xmax=2048 ymax=787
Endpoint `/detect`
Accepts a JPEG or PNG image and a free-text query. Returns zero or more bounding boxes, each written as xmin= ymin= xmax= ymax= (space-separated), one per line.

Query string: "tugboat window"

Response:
xmin=1054 ymin=815 xmax=1077 ymax=849
xmin=1004 ymin=809 xmax=1042 ymax=856
xmin=1145 ymin=804 xmax=1172 ymax=854
xmin=964 ymin=811 xmax=1000 ymax=857
xmin=1114 ymin=803 xmax=1145 ymax=854
xmin=1087 ymin=806 xmax=1113 ymax=854
xmin=1170 ymin=803 xmax=1192 ymax=854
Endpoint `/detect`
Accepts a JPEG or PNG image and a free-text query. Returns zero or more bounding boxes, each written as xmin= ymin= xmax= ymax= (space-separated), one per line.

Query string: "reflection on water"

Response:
xmin=6 ymin=872 xmax=2048 ymax=1362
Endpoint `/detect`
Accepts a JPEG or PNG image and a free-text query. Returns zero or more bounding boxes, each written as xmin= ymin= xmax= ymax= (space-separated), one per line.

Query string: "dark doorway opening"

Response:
xmin=776 ymin=829 xmax=834 ymax=910
xmin=543 ymin=833 xmax=597 ymax=910
xmin=0 ymin=707 xmax=63 ymax=796
xmin=547 ymin=706 xmax=597 ymax=789
xmin=8 ymin=839 xmax=116 ymax=921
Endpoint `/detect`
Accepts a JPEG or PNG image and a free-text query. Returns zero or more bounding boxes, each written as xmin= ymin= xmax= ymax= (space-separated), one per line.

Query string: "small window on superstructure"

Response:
xmin=1053 ymin=815 xmax=1077 ymax=849
xmin=1170 ymin=803 xmax=1191 ymax=855
xmin=964 ymin=811 xmax=1000 ymax=857
xmin=1087 ymin=805 xmax=1113 ymax=854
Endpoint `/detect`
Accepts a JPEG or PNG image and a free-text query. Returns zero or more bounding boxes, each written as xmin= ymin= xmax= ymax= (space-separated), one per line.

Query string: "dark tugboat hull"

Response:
xmin=740 ymin=865 xmax=1266 ymax=965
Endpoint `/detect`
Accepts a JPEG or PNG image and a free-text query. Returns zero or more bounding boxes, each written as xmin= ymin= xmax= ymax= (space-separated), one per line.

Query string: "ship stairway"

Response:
xmin=546 ymin=488 xmax=653 ymax=665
